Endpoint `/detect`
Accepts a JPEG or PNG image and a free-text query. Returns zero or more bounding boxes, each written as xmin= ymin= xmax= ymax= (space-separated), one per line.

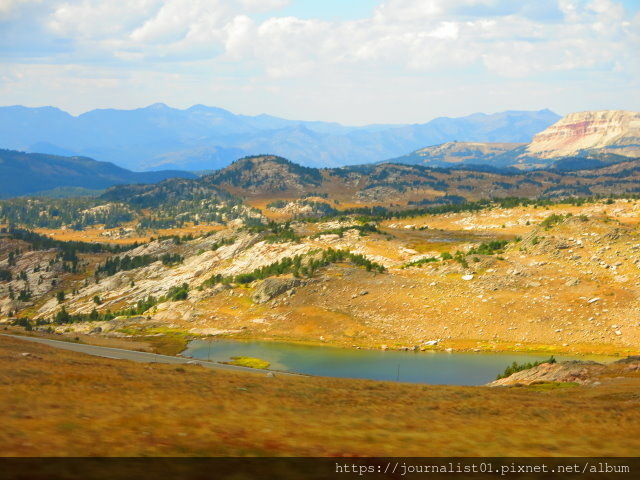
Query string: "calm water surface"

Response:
xmin=182 ymin=339 xmax=612 ymax=385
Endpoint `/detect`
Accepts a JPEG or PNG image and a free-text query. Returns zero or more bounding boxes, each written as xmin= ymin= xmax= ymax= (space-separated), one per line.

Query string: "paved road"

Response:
xmin=1 ymin=333 xmax=288 ymax=376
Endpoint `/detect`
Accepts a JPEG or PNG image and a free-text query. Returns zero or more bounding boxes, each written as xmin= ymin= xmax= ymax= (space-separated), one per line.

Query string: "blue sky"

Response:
xmin=255 ymin=0 xmax=381 ymax=21
xmin=0 ymin=0 xmax=638 ymax=125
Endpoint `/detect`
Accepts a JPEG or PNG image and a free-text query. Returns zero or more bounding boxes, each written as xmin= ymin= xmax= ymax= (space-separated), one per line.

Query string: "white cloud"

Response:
xmin=48 ymin=0 xmax=157 ymax=38
xmin=428 ymin=21 xmax=459 ymax=39
xmin=0 ymin=0 xmax=41 ymax=18
xmin=238 ymin=0 xmax=291 ymax=13
xmin=34 ymin=0 xmax=639 ymax=78
xmin=1 ymin=0 xmax=638 ymax=123
xmin=223 ymin=15 xmax=256 ymax=59
xmin=129 ymin=0 xmax=229 ymax=44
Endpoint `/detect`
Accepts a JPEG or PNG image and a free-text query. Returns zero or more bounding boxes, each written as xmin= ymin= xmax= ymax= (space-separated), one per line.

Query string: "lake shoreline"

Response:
xmin=181 ymin=337 xmax=618 ymax=386
xmin=204 ymin=331 xmax=635 ymax=358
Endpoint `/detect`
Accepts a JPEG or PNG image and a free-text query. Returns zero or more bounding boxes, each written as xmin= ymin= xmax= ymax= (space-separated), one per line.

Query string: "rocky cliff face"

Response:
xmin=525 ymin=110 xmax=640 ymax=159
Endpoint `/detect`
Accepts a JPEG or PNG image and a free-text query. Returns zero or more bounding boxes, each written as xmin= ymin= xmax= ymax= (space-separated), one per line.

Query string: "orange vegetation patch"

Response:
xmin=386 ymin=200 xmax=640 ymax=236
xmin=34 ymin=224 xmax=224 ymax=245
xmin=245 ymin=198 xmax=298 ymax=221
xmin=34 ymin=226 xmax=147 ymax=245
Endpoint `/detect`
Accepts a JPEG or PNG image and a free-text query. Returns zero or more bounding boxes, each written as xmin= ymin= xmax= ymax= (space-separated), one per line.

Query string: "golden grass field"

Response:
xmin=1 ymin=334 xmax=639 ymax=457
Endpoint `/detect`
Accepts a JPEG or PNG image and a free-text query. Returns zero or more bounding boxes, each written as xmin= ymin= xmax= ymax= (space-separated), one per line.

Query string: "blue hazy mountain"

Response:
xmin=0 ymin=149 xmax=196 ymax=198
xmin=0 ymin=104 xmax=560 ymax=171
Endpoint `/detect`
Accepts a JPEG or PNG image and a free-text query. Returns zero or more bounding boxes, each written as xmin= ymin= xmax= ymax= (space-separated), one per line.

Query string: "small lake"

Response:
xmin=182 ymin=339 xmax=611 ymax=386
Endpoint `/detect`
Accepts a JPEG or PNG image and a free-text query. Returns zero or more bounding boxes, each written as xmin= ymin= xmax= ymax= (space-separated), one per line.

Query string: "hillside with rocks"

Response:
xmin=385 ymin=141 xmax=525 ymax=167
xmin=488 ymin=356 xmax=640 ymax=386
xmin=3 ymin=198 xmax=640 ymax=357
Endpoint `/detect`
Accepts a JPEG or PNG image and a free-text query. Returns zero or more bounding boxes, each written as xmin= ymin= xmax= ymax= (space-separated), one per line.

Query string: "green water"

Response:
xmin=182 ymin=339 xmax=612 ymax=385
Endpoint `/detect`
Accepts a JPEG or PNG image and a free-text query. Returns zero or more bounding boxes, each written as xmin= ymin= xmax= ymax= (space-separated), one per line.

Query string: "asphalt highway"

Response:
xmin=1 ymin=333 xmax=288 ymax=375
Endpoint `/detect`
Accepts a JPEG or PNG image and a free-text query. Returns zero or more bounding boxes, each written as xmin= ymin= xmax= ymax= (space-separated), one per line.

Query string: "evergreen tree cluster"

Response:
xmin=50 ymin=283 xmax=190 ymax=325
xmin=0 ymin=198 xmax=134 ymax=229
xmin=311 ymin=224 xmax=380 ymax=238
xmin=97 ymin=254 xmax=159 ymax=276
xmin=205 ymin=248 xmax=385 ymax=286
xmin=403 ymin=240 xmax=511 ymax=269
xmin=246 ymin=221 xmax=300 ymax=244
xmin=496 ymin=356 xmax=556 ymax=380
xmin=96 ymin=253 xmax=184 ymax=277
xmin=4 ymin=227 xmax=136 ymax=254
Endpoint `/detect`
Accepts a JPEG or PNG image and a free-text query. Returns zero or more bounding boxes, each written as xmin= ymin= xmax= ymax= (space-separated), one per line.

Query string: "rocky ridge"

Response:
xmin=385 ymin=141 xmax=525 ymax=167
xmin=525 ymin=110 xmax=640 ymax=159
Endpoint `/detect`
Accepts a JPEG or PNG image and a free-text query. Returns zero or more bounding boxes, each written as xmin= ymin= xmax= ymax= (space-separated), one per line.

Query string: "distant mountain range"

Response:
xmin=3 ymin=106 xmax=637 ymax=199
xmin=0 ymin=104 xmax=560 ymax=171
xmin=0 ymin=149 xmax=196 ymax=199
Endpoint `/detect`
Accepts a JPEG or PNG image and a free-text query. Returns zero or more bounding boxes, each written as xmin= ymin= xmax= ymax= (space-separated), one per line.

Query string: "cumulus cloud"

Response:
xmin=1 ymin=0 xmax=638 ymax=122
xmin=238 ymin=0 xmax=290 ymax=13
xmin=217 ymin=0 xmax=637 ymax=79
xmin=48 ymin=0 xmax=156 ymax=38
xmin=19 ymin=0 xmax=636 ymax=78
xmin=0 ymin=0 xmax=42 ymax=18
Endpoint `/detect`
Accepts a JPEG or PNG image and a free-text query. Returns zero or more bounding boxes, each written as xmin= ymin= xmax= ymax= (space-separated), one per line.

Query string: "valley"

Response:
xmin=4 ymin=0 xmax=640 ymax=464
xmin=2 ymin=110 xmax=640 ymax=460
xmin=3 ymin=172 xmax=640 ymax=358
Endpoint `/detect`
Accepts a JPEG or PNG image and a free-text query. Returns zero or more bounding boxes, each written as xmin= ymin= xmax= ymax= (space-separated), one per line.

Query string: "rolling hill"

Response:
xmin=384 ymin=141 xmax=526 ymax=168
xmin=0 ymin=149 xmax=196 ymax=198
xmin=101 ymin=154 xmax=640 ymax=209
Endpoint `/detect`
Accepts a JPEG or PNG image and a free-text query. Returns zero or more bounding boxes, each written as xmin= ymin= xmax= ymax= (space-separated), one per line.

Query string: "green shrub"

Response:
xmin=266 ymin=200 xmax=287 ymax=209
xmin=496 ymin=356 xmax=556 ymax=380
xmin=402 ymin=257 xmax=439 ymax=268
xmin=539 ymin=214 xmax=567 ymax=230
xmin=311 ymin=224 xmax=380 ymax=239
xmin=467 ymin=240 xmax=509 ymax=256
xmin=211 ymin=237 xmax=234 ymax=251
xmin=17 ymin=288 xmax=32 ymax=302
xmin=166 ymin=283 xmax=189 ymax=301
xmin=11 ymin=317 xmax=33 ymax=331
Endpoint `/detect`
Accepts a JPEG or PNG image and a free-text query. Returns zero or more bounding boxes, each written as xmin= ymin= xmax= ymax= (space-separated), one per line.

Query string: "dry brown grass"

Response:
xmin=1 ymin=335 xmax=639 ymax=457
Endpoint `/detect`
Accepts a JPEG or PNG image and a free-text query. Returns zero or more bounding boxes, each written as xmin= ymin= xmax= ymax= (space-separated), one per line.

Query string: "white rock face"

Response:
xmin=525 ymin=110 xmax=640 ymax=159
